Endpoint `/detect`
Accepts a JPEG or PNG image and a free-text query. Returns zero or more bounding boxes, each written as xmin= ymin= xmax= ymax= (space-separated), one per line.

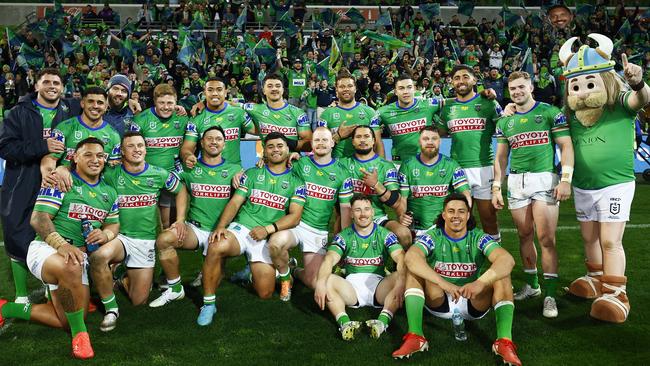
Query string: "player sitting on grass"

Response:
xmin=314 ymin=194 xmax=405 ymax=341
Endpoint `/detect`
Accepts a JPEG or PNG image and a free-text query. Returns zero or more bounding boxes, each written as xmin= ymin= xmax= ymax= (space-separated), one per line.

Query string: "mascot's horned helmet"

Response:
xmin=559 ymin=33 xmax=615 ymax=79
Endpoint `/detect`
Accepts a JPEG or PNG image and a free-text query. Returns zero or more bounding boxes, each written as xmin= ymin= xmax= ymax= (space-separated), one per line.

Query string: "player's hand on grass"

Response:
xmin=439 ymin=280 xmax=462 ymax=303
xmin=554 ymin=181 xmax=571 ymax=201
xmin=359 ymin=167 xmax=379 ymax=189
xmin=58 ymin=244 xmax=85 ymax=266
xmin=209 ymin=228 xmax=229 ymax=244
xmin=46 ymin=137 xmax=65 ymax=154
xmin=459 ymin=280 xmax=487 ymax=300
xmin=170 ymin=221 xmax=187 ymax=243
xmin=249 ymin=226 xmax=269 ymax=241
xmin=184 ymin=154 xmax=198 ymax=169
xmin=314 ymin=281 xmax=329 ymax=310
xmin=492 ymin=191 xmax=504 ymax=210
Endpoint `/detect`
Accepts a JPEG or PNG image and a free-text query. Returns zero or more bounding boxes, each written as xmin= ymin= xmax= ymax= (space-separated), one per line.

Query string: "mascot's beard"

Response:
xmin=567 ymin=92 xmax=608 ymax=127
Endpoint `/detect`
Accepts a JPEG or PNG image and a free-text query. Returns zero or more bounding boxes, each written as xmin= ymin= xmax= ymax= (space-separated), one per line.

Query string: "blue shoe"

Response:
xmin=197 ymin=304 xmax=217 ymax=326
xmin=229 ymin=265 xmax=251 ymax=285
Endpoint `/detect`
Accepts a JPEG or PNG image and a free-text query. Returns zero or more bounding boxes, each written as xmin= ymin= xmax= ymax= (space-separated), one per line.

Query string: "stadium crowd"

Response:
xmin=0 ymin=1 xmax=648 ymax=365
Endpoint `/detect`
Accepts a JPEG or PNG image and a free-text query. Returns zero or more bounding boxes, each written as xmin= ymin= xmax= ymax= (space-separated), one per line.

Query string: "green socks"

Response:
xmin=1 ymin=302 xmax=32 ymax=320
xmin=101 ymin=294 xmax=119 ymax=312
xmin=65 ymin=308 xmax=87 ymax=337
xmin=377 ymin=309 xmax=393 ymax=327
xmin=10 ymin=259 xmax=29 ymax=298
xmin=168 ymin=277 xmax=183 ymax=293
xmin=203 ymin=294 xmax=216 ymax=305
xmin=495 ymin=301 xmax=514 ymax=340
xmin=543 ymin=273 xmax=559 ymax=298
xmin=523 ymin=268 xmax=540 ymax=289
xmin=405 ymin=288 xmax=425 ymax=336
xmin=336 ymin=313 xmax=351 ymax=326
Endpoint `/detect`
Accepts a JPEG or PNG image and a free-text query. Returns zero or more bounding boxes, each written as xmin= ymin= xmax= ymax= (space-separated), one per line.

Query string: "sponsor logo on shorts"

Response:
xmin=68 ymin=203 xmax=109 ymax=221
xmin=145 ymin=136 xmax=183 ymax=148
xmin=306 ymin=182 xmax=336 ymax=200
xmin=191 ymin=183 xmax=231 ymax=198
xmin=447 ymin=118 xmax=486 ymax=133
xmin=411 ymin=184 xmax=449 ymax=198
xmin=118 ymin=194 xmax=158 ymax=208
xmin=434 ymin=261 xmax=477 ymax=278
xmin=250 ymin=189 xmax=288 ymax=210
xmin=388 ymin=118 xmax=427 ymax=136
xmin=345 ymin=256 xmax=383 ymax=267
xmin=508 ymin=131 xmax=549 ymax=149
xmin=259 ymin=123 xmax=297 ymax=136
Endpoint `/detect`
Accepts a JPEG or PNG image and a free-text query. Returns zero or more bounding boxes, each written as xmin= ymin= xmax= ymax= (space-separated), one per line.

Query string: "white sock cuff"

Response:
xmin=543 ymin=273 xmax=558 ymax=279
xmin=494 ymin=300 xmax=514 ymax=310
xmin=405 ymin=288 xmax=425 ymax=298
xmin=278 ymin=268 xmax=291 ymax=277
xmin=168 ymin=277 xmax=181 ymax=285
xmin=380 ymin=309 xmax=394 ymax=319
xmin=523 ymin=268 xmax=538 ymax=274
xmin=335 ymin=312 xmax=348 ymax=321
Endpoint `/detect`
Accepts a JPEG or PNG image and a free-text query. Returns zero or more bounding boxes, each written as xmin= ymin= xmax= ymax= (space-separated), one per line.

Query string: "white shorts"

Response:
xmin=227 ymin=222 xmax=272 ymax=264
xmin=425 ymin=293 xmax=489 ymax=321
xmin=507 ymin=172 xmax=558 ymax=209
xmin=26 ymin=240 xmax=89 ymax=291
xmin=346 ymin=272 xmax=384 ymax=308
xmin=188 ymin=222 xmax=211 ymax=256
xmin=290 ymin=221 xmax=328 ymax=254
xmin=464 ymin=166 xmax=494 ymax=200
xmin=119 ymin=234 xmax=156 ymax=268
xmin=574 ymin=181 xmax=635 ymax=222
xmin=415 ymin=225 xmax=436 ymax=237
xmin=374 ymin=215 xmax=389 ymax=226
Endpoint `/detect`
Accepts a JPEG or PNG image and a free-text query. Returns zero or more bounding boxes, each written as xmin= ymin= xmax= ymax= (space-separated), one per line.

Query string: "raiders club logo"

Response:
xmin=439 ymin=168 xmax=446 ymax=177
xmin=228 ymin=114 xmax=235 ymax=121
xmin=358 ymin=112 xmax=366 ymax=120
xmin=507 ymin=119 xmax=515 ymax=129
xmin=174 ymin=121 xmax=180 ymax=129
xmin=282 ymin=181 xmax=289 ymax=189
xmin=535 ymin=115 xmax=543 ymax=124
xmin=150 ymin=121 xmax=157 ymax=129
xmin=221 ymin=170 xmax=229 ymax=178
xmin=329 ymin=173 xmax=336 ymax=181
xmin=146 ymin=178 xmax=155 ymax=187
xmin=333 ymin=113 xmax=340 ymax=119
xmin=263 ymin=110 xmax=270 ymax=116
xmin=474 ymin=104 xmax=481 ymax=112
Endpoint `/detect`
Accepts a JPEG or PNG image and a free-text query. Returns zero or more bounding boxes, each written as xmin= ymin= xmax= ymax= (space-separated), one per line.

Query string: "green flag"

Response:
xmin=316 ymin=56 xmax=330 ymax=79
xmin=254 ymin=38 xmax=276 ymax=64
xmin=361 ymin=30 xmax=411 ymax=50
xmin=178 ymin=36 xmax=194 ymax=67
xmin=17 ymin=43 xmax=44 ymax=69
xmin=329 ymin=38 xmax=342 ymax=74
xmin=278 ymin=12 xmax=299 ymax=37
xmin=5 ymin=27 xmax=22 ymax=49
xmin=321 ymin=9 xmax=340 ymax=27
xmin=458 ymin=1 xmax=475 ymax=17
xmin=345 ymin=8 xmax=366 ymax=25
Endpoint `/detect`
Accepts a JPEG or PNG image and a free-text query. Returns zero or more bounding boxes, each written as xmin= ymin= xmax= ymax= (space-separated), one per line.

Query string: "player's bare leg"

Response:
xmin=125 ymin=268 xmax=154 ymax=306
xmin=150 ymin=228 xmax=199 ymax=307
xmin=532 ymin=200 xmax=560 ymax=317
xmin=268 ymin=230 xmax=297 ymax=301
xmin=591 ymin=222 xmax=629 ymax=323
xmin=569 ymin=222 xmax=603 ymax=299
xmin=475 ymin=198 xmax=500 ymax=239
xmin=510 ymin=205 xmax=541 ymax=300
xmin=250 ymin=262 xmax=276 ymax=299
xmin=294 ymin=252 xmax=324 ymax=289
xmin=385 ymin=220 xmax=412 ymax=248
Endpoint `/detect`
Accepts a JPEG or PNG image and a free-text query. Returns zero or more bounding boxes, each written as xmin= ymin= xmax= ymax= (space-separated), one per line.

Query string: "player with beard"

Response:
xmin=342 ymin=126 xmax=411 ymax=247
xmin=398 ymin=126 xmax=471 ymax=235
xmin=559 ymin=35 xmax=650 ymax=323
xmin=268 ymin=127 xmax=353 ymax=301
xmin=492 ymin=71 xmax=574 ymax=318
xmin=314 ymin=195 xmax=405 ymax=340
xmin=243 ymin=74 xmax=311 ymax=152
xmin=89 ymin=131 xmax=182 ymax=332
xmin=197 ymin=132 xmax=306 ymax=326
xmin=181 ymin=77 xmax=255 ymax=167
xmin=318 ymin=70 xmax=384 ymax=158
xmin=0 ymin=68 xmax=76 ymax=305
xmin=149 ymin=126 xmax=242 ymax=307
xmin=438 ymin=65 xmax=504 ymax=242
xmin=0 ymin=137 xmax=120 ymax=359
xmin=104 ymin=74 xmax=137 ymax=136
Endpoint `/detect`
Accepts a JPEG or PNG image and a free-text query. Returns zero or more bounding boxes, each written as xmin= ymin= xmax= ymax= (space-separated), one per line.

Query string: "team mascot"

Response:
xmin=559 ymin=33 xmax=649 ymax=323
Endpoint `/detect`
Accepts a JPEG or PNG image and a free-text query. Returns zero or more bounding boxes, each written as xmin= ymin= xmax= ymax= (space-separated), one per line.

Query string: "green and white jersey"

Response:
xmin=233 ymin=166 xmax=306 ymax=229
xmin=328 ymin=223 xmax=402 ymax=276
xmin=569 ymin=92 xmax=637 ymax=190
xmin=292 ymin=156 xmax=353 ymax=231
xmin=243 ymin=102 xmax=309 ymax=146
xmin=415 ymin=227 xmax=500 ymax=286
xmin=34 ymin=172 xmax=119 ymax=247
xmin=283 ymin=68 xmax=308 ymax=99
xmin=185 ymin=102 xmax=254 ymax=165
xmin=377 ymin=98 xmax=441 ymax=160
xmin=180 ymin=158 xmax=242 ymax=230
xmin=438 ymin=94 xmax=503 ymax=168
xmin=341 ymin=154 xmax=399 ymax=219
xmin=317 ymin=102 xmax=381 ymax=158
xmin=399 ymin=154 xmax=470 ymax=230
xmin=496 ymin=102 xmax=569 ymax=173
xmin=52 ymin=116 xmax=121 ymax=166
xmin=103 ymin=163 xmax=182 ymax=240
xmin=128 ymin=107 xmax=189 ymax=173
xmin=34 ymin=100 xmax=58 ymax=139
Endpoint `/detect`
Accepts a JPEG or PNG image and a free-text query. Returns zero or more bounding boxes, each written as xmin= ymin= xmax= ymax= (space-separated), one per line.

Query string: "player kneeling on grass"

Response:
xmin=197 ymin=132 xmax=306 ymax=326
xmin=314 ymin=194 xmax=405 ymax=340
xmin=89 ymin=131 xmax=182 ymax=332
xmin=150 ymin=126 xmax=242 ymax=307
xmin=0 ymin=137 xmax=120 ymax=359
xmin=392 ymin=194 xmax=522 ymax=366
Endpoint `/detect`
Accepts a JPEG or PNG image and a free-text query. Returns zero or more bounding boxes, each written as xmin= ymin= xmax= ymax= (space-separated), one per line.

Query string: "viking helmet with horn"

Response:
xmin=559 ymin=33 xmax=615 ymax=79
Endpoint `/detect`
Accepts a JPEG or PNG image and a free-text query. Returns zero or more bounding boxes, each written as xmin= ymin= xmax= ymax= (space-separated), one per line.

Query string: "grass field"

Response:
xmin=1 ymin=180 xmax=649 ymax=365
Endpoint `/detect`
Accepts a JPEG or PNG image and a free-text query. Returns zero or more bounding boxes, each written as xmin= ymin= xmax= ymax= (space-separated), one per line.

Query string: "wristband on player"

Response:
xmin=272 ymin=222 xmax=279 ymax=233
xmin=102 ymin=229 xmax=116 ymax=241
xmin=45 ymin=232 xmax=68 ymax=250
xmin=491 ymin=181 xmax=501 ymax=192
xmin=477 ymin=268 xmax=498 ymax=286
xmin=631 ymin=80 xmax=646 ymax=92
xmin=560 ymin=166 xmax=573 ymax=183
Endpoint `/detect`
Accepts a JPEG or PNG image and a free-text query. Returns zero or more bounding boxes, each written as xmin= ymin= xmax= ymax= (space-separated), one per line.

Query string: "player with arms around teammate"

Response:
xmin=438 ymin=65 xmax=504 ymax=241
xmin=0 ymin=137 xmax=119 ymax=359
xmin=399 ymin=126 xmax=472 ymax=235
xmin=492 ymin=71 xmax=574 ymax=318
xmin=314 ymin=194 xmax=405 ymax=341
xmin=268 ymin=127 xmax=353 ymax=301
xmin=149 ymin=126 xmax=242 ymax=307
xmin=197 ymin=132 xmax=306 ymax=326
xmin=342 ymin=125 xmax=411 ymax=247
xmin=244 ymin=74 xmax=312 ymax=152
xmin=392 ymin=194 xmax=521 ymax=366
xmin=128 ymin=84 xmax=188 ymax=229
xmin=89 ymin=131 xmax=182 ymax=332
xmin=318 ymin=70 xmax=384 ymax=158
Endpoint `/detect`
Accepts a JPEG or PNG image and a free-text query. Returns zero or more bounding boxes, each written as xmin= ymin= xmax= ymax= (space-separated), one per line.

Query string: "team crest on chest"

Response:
xmin=507 ymin=119 xmax=515 ymax=129
xmin=101 ymin=192 xmax=109 ymax=202
xmin=257 ymin=174 xmax=265 ymax=182
xmin=281 ymin=181 xmax=289 ymax=189
xmin=263 ymin=110 xmax=270 ymax=117
xmin=195 ymin=167 xmax=203 ymax=175
xmin=333 ymin=112 xmax=340 ymax=119
xmin=358 ymin=111 xmax=366 ymax=120
xmin=535 ymin=115 xmax=543 ymax=124
xmin=118 ymin=176 xmax=126 ymax=186
xmin=329 ymin=173 xmax=336 ymax=181
xmin=474 ymin=104 xmax=481 ymax=112
xmin=146 ymin=178 xmax=155 ymax=187
xmin=174 ymin=120 xmax=181 ymax=129
xmin=439 ymin=168 xmax=447 ymax=177
xmin=228 ymin=114 xmax=235 ymax=122
xmin=221 ymin=170 xmax=229 ymax=178
xmin=390 ymin=111 xmax=397 ymax=117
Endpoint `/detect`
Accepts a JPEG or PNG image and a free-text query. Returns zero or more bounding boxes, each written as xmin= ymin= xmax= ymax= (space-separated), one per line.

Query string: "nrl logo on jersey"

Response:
xmin=174 ymin=120 xmax=181 ymax=129
xmin=507 ymin=119 xmax=515 ymax=129
xmin=329 ymin=173 xmax=336 ymax=181
xmin=75 ymin=131 xmax=83 ymax=140
xmin=333 ymin=113 xmax=340 ymax=119
xmin=195 ymin=167 xmax=203 ymax=175
xmin=263 ymin=110 xmax=270 ymax=116
xmin=118 ymin=176 xmax=126 ymax=186
xmin=149 ymin=121 xmax=157 ymax=129
xmin=101 ymin=193 xmax=109 ymax=202
xmin=412 ymin=168 xmax=420 ymax=177
xmin=303 ymin=165 xmax=311 ymax=174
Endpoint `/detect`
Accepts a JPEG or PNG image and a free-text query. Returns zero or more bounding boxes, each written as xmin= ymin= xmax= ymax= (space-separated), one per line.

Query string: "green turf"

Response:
xmin=1 ymin=181 xmax=649 ymax=365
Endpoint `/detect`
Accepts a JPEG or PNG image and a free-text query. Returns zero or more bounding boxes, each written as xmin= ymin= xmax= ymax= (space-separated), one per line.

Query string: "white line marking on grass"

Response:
xmin=500 ymin=224 xmax=650 ymax=233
